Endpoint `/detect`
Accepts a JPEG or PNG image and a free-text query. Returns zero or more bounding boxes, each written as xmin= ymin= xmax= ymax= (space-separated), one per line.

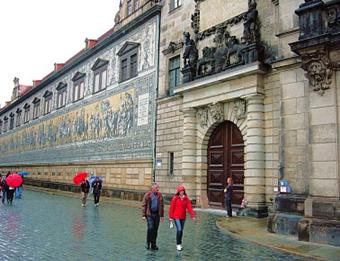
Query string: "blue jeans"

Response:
xmin=174 ymin=219 xmax=185 ymax=245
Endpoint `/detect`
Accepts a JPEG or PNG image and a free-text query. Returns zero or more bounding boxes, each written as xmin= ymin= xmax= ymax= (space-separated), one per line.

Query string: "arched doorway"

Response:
xmin=207 ymin=121 xmax=244 ymax=208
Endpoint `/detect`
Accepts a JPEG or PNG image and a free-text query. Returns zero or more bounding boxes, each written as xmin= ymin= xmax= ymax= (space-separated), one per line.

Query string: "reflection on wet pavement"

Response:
xmin=0 ymin=190 xmax=308 ymax=261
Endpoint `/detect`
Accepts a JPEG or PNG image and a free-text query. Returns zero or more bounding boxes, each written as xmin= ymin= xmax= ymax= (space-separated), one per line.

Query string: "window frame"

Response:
xmin=168 ymin=55 xmax=181 ymax=96
xmin=56 ymin=82 xmax=67 ymax=109
xmin=3 ymin=117 xmax=8 ymax=132
xmin=16 ymin=109 xmax=22 ymax=127
xmin=23 ymin=104 xmax=30 ymax=124
xmin=168 ymin=152 xmax=174 ymax=176
xmin=72 ymin=72 xmax=86 ymax=102
xmin=9 ymin=113 xmax=15 ymax=130
xmin=32 ymin=98 xmax=41 ymax=120
xmin=43 ymin=91 xmax=53 ymax=115
xmin=0 ymin=120 xmax=2 ymax=134
xmin=118 ymin=44 xmax=139 ymax=83
xmin=91 ymin=59 xmax=108 ymax=94
xmin=169 ymin=0 xmax=182 ymax=11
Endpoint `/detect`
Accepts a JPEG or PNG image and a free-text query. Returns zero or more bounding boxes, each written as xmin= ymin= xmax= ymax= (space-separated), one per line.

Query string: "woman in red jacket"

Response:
xmin=169 ymin=185 xmax=195 ymax=251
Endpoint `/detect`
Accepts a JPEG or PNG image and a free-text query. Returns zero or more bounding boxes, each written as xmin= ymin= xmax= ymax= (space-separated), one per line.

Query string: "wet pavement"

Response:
xmin=0 ymin=189 xmax=311 ymax=261
xmin=216 ymin=215 xmax=340 ymax=261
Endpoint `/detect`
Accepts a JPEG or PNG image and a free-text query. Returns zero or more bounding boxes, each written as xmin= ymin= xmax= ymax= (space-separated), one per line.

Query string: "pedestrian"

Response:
xmin=7 ymin=186 xmax=15 ymax=205
xmin=169 ymin=185 xmax=195 ymax=251
xmin=0 ymin=174 xmax=2 ymax=199
xmin=1 ymin=172 xmax=10 ymax=204
xmin=92 ymin=177 xmax=102 ymax=206
xmin=15 ymin=174 xmax=24 ymax=199
xmin=224 ymin=177 xmax=233 ymax=218
xmin=80 ymin=178 xmax=90 ymax=207
xmin=142 ymin=183 xmax=164 ymax=251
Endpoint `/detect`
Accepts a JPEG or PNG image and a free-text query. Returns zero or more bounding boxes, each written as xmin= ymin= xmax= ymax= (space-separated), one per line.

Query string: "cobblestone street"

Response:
xmin=0 ymin=190 xmax=309 ymax=261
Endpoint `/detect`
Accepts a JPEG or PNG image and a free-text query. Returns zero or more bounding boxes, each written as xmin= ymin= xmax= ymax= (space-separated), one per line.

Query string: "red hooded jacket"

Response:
xmin=169 ymin=195 xmax=195 ymax=220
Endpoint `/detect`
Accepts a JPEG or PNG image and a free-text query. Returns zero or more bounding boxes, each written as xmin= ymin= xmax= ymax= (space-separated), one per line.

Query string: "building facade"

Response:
xmin=1 ymin=0 xmax=340 ymax=247
xmin=0 ymin=0 xmax=161 ymax=200
xmin=155 ymin=0 xmax=340 ymax=246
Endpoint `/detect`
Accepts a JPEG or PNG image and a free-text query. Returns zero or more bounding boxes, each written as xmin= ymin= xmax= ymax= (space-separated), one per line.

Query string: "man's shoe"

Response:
xmin=176 ymin=244 xmax=183 ymax=251
xmin=151 ymin=245 xmax=159 ymax=251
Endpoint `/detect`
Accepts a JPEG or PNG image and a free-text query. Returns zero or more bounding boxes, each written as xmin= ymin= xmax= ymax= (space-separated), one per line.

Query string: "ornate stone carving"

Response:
xmin=191 ymin=2 xmax=200 ymax=36
xmin=196 ymin=107 xmax=208 ymax=127
xmin=233 ymin=99 xmax=247 ymax=120
xmin=208 ymin=103 xmax=224 ymax=123
xmin=242 ymin=0 xmax=260 ymax=44
xmin=301 ymin=49 xmax=333 ymax=95
xmin=162 ymin=41 xmax=184 ymax=55
xmin=182 ymin=32 xmax=199 ymax=83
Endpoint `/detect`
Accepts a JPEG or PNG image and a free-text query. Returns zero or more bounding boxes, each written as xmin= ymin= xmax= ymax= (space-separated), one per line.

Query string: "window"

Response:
xmin=32 ymin=98 xmax=41 ymax=119
xmin=168 ymin=56 xmax=181 ymax=95
xmin=9 ymin=113 xmax=14 ymax=130
xmin=127 ymin=0 xmax=134 ymax=15
xmin=0 ymin=120 xmax=2 ymax=134
xmin=3 ymin=117 xmax=8 ymax=132
xmin=168 ymin=152 xmax=174 ymax=176
xmin=117 ymin=42 xmax=139 ymax=82
xmin=170 ymin=0 xmax=182 ymax=11
xmin=72 ymin=72 xmax=86 ymax=102
xmin=56 ymin=82 xmax=67 ymax=108
xmin=43 ymin=91 xmax=53 ymax=115
xmin=16 ymin=109 xmax=22 ymax=127
xmin=24 ymin=104 xmax=30 ymax=123
xmin=91 ymin=59 xmax=108 ymax=94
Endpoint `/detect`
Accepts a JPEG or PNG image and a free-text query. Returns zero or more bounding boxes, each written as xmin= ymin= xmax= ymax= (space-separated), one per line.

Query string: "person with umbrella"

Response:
xmin=92 ymin=177 xmax=102 ymax=206
xmin=80 ymin=178 xmax=90 ymax=207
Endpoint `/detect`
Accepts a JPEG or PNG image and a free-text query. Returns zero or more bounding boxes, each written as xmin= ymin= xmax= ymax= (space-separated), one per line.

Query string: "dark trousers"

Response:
xmin=174 ymin=219 xmax=185 ymax=245
xmin=2 ymin=190 xmax=7 ymax=203
xmin=225 ymin=197 xmax=232 ymax=217
xmin=94 ymin=192 xmax=101 ymax=204
xmin=146 ymin=213 xmax=160 ymax=247
xmin=7 ymin=189 xmax=15 ymax=204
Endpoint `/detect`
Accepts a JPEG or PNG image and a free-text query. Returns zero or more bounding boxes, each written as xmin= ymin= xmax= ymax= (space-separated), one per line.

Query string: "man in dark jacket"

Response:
xmin=142 ymin=183 xmax=164 ymax=250
xmin=92 ymin=177 xmax=102 ymax=206
xmin=1 ymin=172 xmax=10 ymax=204
xmin=80 ymin=178 xmax=90 ymax=207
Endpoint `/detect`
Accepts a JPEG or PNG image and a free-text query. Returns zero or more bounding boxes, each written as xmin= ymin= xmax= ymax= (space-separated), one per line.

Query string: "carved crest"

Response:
xmin=196 ymin=107 xmax=208 ymax=127
xmin=208 ymin=103 xmax=224 ymax=123
xmin=233 ymin=99 xmax=246 ymax=120
xmin=301 ymin=49 xmax=333 ymax=95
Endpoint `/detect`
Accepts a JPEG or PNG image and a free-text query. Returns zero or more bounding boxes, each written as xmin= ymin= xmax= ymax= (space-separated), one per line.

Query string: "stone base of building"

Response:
xmin=269 ymin=194 xmax=340 ymax=247
xmin=240 ymin=206 xmax=268 ymax=218
xmin=24 ymin=178 xmax=146 ymax=201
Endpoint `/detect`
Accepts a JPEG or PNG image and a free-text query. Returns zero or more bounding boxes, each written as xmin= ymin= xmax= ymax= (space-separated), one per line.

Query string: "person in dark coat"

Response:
xmin=142 ymin=183 xmax=164 ymax=251
xmin=224 ymin=177 xmax=233 ymax=218
xmin=1 ymin=172 xmax=10 ymax=204
xmin=80 ymin=178 xmax=90 ymax=207
xmin=92 ymin=177 xmax=102 ymax=206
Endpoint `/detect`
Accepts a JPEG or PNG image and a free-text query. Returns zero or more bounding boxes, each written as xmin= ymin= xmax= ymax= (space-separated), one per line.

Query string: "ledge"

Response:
xmin=174 ymin=62 xmax=269 ymax=95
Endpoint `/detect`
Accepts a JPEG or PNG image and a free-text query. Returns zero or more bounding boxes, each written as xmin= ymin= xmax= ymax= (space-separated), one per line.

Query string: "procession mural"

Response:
xmin=0 ymin=89 xmax=138 ymax=156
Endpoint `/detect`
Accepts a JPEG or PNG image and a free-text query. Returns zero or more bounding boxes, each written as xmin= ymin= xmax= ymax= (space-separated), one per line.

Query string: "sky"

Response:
xmin=0 ymin=0 xmax=120 ymax=108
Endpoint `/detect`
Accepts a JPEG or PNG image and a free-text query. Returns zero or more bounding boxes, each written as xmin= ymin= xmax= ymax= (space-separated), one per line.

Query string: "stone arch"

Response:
xmin=194 ymin=100 xmax=247 ymax=204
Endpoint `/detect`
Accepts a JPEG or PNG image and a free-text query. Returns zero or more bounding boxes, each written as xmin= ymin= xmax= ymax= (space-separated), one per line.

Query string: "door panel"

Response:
xmin=207 ymin=121 xmax=244 ymax=208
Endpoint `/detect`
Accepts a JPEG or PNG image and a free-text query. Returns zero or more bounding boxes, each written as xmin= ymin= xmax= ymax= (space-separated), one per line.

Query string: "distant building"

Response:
xmin=0 ymin=0 xmax=161 ymax=199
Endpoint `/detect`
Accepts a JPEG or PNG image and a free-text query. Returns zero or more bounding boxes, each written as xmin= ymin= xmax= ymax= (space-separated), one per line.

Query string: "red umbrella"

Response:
xmin=73 ymin=172 xmax=88 ymax=185
xmin=6 ymin=173 xmax=23 ymax=188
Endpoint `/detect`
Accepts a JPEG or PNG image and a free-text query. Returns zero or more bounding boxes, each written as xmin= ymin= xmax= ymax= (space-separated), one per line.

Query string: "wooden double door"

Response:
xmin=207 ymin=121 xmax=244 ymax=208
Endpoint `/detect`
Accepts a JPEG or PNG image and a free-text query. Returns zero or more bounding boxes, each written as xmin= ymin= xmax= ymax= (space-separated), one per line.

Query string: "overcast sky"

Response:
xmin=0 ymin=0 xmax=119 ymax=107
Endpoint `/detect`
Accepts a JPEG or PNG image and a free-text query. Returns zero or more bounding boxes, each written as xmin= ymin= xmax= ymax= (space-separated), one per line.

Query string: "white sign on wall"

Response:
xmin=137 ymin=93 xmax=149 ymax=126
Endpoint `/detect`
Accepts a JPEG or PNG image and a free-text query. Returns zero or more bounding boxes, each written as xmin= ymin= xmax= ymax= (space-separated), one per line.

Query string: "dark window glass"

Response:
xmin=168 ymin=56 xmax=181 ymax=95
xmin=130 ymin=54 xmax=138 ymax=77
xmin=24 ymin=107 xmax=30 ymax=123
xmin=119 ymin=48 xmax=138 ymax=83
xmin=33 ymin=102 xmax=40 ymax=119
xmin=168 ymin=152 xmax=174 ymax=176
xmin=9 ymin=116 xmax=14 ymax=130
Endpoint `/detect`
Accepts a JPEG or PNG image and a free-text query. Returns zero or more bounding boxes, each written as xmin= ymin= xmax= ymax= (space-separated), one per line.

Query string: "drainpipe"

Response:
xmin=278 ymin=86 xmax=285 ymax=185
xmin=152 ymin=14 xmax=161 ymax=183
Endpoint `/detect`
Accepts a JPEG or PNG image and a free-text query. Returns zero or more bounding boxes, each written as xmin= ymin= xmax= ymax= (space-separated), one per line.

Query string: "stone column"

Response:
xmin=244 ymin=95 xmax=267 ymax=217
xmin=181 ymin=107 xmax=197 ymax=199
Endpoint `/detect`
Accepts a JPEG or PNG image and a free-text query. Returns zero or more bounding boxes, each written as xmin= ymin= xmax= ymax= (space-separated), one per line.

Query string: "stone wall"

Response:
xmin=0 ymin=159 xmax=153 ymax=192
xmin=154 ymin=96 xmax=184 ymax=194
